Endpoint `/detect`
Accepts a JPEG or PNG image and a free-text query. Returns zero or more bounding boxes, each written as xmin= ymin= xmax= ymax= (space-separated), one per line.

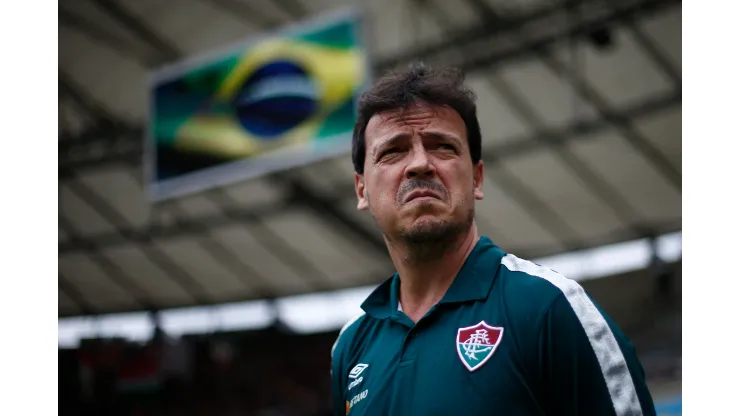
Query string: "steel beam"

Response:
xmin=92 ymin=0 xmax=180 ymax=61
xmin=59 ymin=198 xmax=287 ymax=252
xmin=63 ymin=175 xmax=211 ymax=304
xmin=59 ymin=6 xmax=159 ymax=67
xmin=199 ymin=0 xmax=282 ymax=29
xmin=379 ymin=0 xmax=591 ymax=70
xmin=59 ymin=88 xmax=679 ymax=255
xmin=538 ymin=49 xmax=681 ymax=190
xmin=59 ymin=214 xmax=153 ymax=309
xmin=271 ymin=173 xmax=388 ymax=254
xmin=205 ymin=188 xmax=337 ymax=293
xmin=59 ymin=272 xmax=97 ymax=315
xmin=58 ymin=70 xmax=118 ymax=126
xmin=271 ymin=0 xmax=307 ymax=20
xmin=59 ymin=0 xmax=680 ymax=173
xmin=61 ymin=0 xmax=546 ymax=160
xmin=487 ymin=74 xmax=641 ymax=225
xmin=425 ymin=0 xmax=642 ymax=246
xmin=67 ymin=0 xmax=390 ymax=263
xmin=458 ymin=0 xmax=681 ymax=195
xmin=59 ymin=0 xmax=680 ymax=260
xmin=484 ymin=167 xmax=582 ymax=250
xmin=57 ymin=218 xmax=681 ymax=319
xmin=453 ymin=0 xmax=680 ymax=75
xmin=148 ymin=189 xmax=276 ymax=297
xmin=627 ymin=21 xmax=682 ymax=88
xmin=56 ymin=268 xmax=392 ymax=319
xmin=416 ymin=0 xmax=583 ymax=248
xmin=510 ymin=218 xmax=681 ymax=261
xmin=480 ymin=89 xmax=680 ymax=164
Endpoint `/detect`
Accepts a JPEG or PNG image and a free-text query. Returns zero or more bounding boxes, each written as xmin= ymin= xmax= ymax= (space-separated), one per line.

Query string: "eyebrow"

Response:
xmin=419 ymin=131 xmax=463 ymax=145
xmin=372 ymin=133 xmax=410 ymax=157
xmin=371 ymin=130 xmax=463 ymax=158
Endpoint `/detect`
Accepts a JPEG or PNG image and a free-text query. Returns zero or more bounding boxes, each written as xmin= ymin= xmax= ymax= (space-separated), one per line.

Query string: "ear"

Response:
xmin=355 ymin=172 xmax=369 ymax=210
xmin=473 ymin=161 xmax=484 ymax=200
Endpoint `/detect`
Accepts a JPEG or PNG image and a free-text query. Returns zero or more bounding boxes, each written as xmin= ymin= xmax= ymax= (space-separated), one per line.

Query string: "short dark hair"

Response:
xmin=351 ymin=63 xmax=482 ymax=174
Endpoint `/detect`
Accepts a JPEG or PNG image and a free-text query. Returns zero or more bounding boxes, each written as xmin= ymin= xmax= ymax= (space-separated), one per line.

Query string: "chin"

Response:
xmin=403 ymin=210 xmax=447 ymax=227
xmin=401 ymin=217 xmax=454 ymax=241
xmin=398 ymin=207 xmax=474 ymax=244
xmin=411 ymin=214 xmax=446 ymax=226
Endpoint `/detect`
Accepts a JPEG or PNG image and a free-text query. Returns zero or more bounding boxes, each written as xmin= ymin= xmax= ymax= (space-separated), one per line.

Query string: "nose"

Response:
xmin=404 ymin=144 xmax=436 ymax=179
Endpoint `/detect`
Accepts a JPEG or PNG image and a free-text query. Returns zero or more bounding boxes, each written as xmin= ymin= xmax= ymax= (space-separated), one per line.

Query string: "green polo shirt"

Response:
xmin=331 ymin=236 xmax=656 ymax=416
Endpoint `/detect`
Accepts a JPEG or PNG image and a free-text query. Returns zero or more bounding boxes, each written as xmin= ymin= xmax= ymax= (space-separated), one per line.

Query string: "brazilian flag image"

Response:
xmin=149 ymin=9 xmax=369 ymax=200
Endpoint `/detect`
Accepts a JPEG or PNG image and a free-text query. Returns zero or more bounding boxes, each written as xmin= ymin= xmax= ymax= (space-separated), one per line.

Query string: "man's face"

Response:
xmin=355 ymin=102 xmax=484 ymax=243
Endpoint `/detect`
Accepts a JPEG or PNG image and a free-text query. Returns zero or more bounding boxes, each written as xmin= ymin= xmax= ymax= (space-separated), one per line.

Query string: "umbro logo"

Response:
xmin=348 ymin=363 xmax=368 ymax=379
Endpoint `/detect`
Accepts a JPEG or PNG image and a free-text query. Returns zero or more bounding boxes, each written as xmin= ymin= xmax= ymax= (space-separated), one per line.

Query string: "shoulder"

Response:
xmin=496 ymin=253 xmax=593 ymax=328
xmin=331 ymin=312 xmax=369 ymax=363
xmin=498 ymin=253 xmax=573 ymax=304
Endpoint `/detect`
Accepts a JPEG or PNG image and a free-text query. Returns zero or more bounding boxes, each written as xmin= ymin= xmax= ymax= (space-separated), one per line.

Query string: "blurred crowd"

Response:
xmin=59 ymin=326 xmax=334 ymax=416
xmin=59 ymin=322 xmax=681 ymax=416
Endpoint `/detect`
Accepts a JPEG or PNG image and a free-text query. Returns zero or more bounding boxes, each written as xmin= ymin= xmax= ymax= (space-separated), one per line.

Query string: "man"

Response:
xmin=330 ymin=63 xmax=656 ymax=416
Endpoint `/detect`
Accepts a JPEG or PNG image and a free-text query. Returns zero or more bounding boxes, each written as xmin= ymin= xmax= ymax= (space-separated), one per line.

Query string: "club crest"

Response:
xmin=456 ymin=321 xmax=504 ymax=372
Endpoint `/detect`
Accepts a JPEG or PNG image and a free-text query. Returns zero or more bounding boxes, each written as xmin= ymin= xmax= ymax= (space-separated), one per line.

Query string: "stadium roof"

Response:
xmin=59 ymin=232 xmax=682 ymax=347
xmin=58 ymin=0 xmax=682 ymax=318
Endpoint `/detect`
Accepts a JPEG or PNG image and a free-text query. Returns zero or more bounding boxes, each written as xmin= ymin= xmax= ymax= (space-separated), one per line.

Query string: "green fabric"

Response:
xmin=296 ymin=21 xmax=358 ymax=50
xmin=331 ymin=236 xmax=656 ymax=415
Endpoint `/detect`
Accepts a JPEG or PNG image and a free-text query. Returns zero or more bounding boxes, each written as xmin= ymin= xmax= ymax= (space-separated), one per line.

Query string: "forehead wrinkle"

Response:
xmin=379 ymin=103 xmax=440 ymax=125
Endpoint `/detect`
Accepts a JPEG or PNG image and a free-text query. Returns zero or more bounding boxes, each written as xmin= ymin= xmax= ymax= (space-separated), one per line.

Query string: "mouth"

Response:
xmin=403 ymin=189 xmax=442 ymax=203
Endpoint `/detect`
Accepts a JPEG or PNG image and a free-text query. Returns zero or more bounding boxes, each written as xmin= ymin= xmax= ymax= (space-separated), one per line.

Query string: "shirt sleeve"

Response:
xmin=537 ymin=293 xmax=656 ymax=416
xmin=331 ymin=342 xmax=347 ymax=416
xmin=330 ymin=313 xmax=365 ymax=416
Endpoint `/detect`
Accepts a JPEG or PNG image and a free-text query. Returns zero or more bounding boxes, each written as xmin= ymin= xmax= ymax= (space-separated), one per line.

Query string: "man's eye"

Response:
xmin=438 ymin=143 xmax=456 ymax=151
xmin=380 ymin=148 xmax=397 ymax=158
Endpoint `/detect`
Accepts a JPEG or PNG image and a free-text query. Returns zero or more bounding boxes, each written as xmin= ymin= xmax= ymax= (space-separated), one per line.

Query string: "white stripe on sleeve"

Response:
xmin=502 ymin=254 xmax=643 ymax=416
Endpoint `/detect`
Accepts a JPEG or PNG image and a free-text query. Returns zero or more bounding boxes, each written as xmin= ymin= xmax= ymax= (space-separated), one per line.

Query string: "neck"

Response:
xmin=387 ymin=224 xmax=480 ymax=322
